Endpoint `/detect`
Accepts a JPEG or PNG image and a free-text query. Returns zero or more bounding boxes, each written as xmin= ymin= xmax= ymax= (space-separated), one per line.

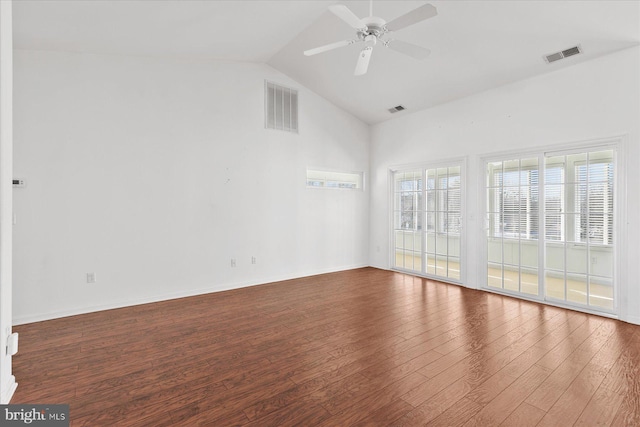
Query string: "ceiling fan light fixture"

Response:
xmin=364 ymin=34 xmax=377 ymax=47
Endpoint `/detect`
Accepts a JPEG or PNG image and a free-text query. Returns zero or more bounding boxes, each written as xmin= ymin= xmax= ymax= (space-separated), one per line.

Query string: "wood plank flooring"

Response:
xmin=11 ymin=267 xmax=640 ymax=426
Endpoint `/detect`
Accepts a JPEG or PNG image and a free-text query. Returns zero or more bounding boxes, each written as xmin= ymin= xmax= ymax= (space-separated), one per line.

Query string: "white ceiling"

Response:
xmin=13 ymin=0 xmax=640 ymax=124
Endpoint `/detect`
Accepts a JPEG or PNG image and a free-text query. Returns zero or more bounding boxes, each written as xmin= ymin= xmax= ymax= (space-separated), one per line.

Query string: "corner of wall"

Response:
xmin=0 ymin=0 xmax=15 ymax=405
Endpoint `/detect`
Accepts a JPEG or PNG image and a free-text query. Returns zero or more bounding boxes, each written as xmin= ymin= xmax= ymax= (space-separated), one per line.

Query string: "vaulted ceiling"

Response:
xmin=13 ymin=0 xmax=640 ymax=124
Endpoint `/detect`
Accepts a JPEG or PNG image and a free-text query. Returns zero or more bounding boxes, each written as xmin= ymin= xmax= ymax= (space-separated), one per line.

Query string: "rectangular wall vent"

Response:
xmin=544 ymin=45 xmax=582 ymax=63
xmin=561 ymin=46 xmax=581 ymax=58
xmin=265 ymin=81 xmax=298 ymax=133
xmin=389 ymin=105 xmax=406 ymax=113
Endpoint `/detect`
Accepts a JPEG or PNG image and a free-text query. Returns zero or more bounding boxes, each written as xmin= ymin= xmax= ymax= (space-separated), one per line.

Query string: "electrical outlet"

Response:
xmin=12 ymin=179 xmax=26 ymax=188
xmin=7 ymin=333 xmax=18 ymax=356
xmin=86 ymin=273 xmax=96 ymax=283
xmin=251 ymin=256 xmax=256 ymax=265
xmin=231 ymin=259 xmax=236 ymax=267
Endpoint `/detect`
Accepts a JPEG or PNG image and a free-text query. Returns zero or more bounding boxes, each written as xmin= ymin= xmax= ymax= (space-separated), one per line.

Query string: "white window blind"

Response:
xmin=396 ymin=171 xmax=422 ymax=231
xmin=543 ymin=164 xmax=564 ymax=241
xmin=426 ymin=169 xmax=461 ymax=234
xmin=488 ymin=161 xmax=539 ymax=240
xmin=575 ymin=161 xmax=613 ymax=245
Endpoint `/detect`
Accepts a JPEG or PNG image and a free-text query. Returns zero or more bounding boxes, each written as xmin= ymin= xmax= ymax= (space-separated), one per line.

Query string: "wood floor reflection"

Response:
xmin=395 ymin=252 xmax=614 ymax=310
xmin=11 ymin=267 xmax=640 ymax=426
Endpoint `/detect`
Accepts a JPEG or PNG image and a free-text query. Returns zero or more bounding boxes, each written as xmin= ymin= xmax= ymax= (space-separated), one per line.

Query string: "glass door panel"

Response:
xmin=543 ymin=149 xmax=615 ymax=311
xmin=393 ymin=170 xmax=422 ymax=273
xmin=424 ymin=165 xmax=462 ymax=281
xmin=392 ymin=163 xmax=464 ymax=283
xmin=485 ymin=157 xmax=539 ymax=295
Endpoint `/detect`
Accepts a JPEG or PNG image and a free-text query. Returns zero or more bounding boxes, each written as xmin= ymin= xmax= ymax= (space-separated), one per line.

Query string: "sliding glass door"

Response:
xmin=393 ymin=163 xmax=463 ymax=283
xmin=484 ymin=146 xmax=616 ymax=313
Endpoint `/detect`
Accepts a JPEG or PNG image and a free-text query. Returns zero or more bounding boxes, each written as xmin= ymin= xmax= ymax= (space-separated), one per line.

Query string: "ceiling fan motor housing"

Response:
xmin=359 ymin=16 xmax=387 ymax=39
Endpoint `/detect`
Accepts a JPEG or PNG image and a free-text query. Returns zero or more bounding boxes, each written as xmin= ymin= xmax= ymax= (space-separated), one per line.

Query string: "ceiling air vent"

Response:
xmin=389 ymin=105 xmax=406 ymax=114
xmin=544 ymin=45 xmax=583 ymax=63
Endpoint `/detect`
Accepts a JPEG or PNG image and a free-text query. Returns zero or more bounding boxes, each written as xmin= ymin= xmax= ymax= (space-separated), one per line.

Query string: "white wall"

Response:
xmin=12 ymin=50 xmax=370 ymax=324
xmin=0 ymin=0 xmax=17 ymax=404
xmin=12 ymin=44 xmax=639 ymax=326
xmin=369 ymin=47 xmax=640 ymax=324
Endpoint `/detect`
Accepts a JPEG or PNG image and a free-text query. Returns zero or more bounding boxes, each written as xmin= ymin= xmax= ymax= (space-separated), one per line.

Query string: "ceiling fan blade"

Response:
xmin=329 ymin=4 xmax=367 ymax=31
xmin=304 ymin=40 xmax=355 ymax=56
xmin=385 ymin=39 xmax=431 ymax=60
xmin=354 ymin=47 xmax=373 ymax=76
xmin=385 ymin=4 xmax=437 ymax=32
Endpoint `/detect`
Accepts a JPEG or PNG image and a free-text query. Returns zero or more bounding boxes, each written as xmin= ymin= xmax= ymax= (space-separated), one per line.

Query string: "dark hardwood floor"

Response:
xmin=11 ymin=267 xmax=640 ymax=426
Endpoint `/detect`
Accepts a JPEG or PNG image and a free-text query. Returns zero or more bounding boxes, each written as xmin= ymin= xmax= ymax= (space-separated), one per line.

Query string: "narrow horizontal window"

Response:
xmin=306 ymin=169 xmax=363 ymax=190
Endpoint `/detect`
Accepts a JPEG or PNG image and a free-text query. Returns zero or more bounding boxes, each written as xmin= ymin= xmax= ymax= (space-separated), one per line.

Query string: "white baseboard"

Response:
xmin=13 ymin=264 xmax=369 ymax=325
xmin=622 ymin=314 xmax=640 ymax=325
xmin=1 ymin=375 xmax=17 ymax=404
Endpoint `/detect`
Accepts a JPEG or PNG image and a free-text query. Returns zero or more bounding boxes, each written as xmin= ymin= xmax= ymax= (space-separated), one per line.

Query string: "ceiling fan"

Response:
xmin=303 ymin=1 xmax=438 ymax=76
